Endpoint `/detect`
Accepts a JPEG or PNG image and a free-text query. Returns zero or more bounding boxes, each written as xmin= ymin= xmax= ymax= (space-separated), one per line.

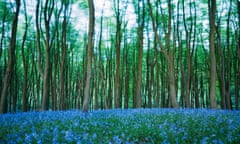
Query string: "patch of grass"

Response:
xmin=0 ymin=109 xmax=240 ymax=143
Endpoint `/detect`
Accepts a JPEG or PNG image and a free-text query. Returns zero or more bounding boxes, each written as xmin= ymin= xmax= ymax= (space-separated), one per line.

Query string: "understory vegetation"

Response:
xmin=0 ymin=109 xmax=240 ymax=143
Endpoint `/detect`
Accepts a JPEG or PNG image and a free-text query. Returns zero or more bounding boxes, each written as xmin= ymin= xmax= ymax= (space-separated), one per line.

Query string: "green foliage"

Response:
xmin=78 ymin=0 xmax=88 ymax=13
xmin=0 ymin=1 xmax=13 ymax=22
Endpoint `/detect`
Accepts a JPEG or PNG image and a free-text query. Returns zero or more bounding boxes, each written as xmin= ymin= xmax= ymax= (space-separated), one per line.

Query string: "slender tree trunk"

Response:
xmin=82 ymin=0 xmax=95 ymax=112
xmin=0 ymin=5 xmax=6 ymax=102
xmin=176 ymin=1 xmax=184 ymax=107
xmin=225 ymin=0 xmax=232 ymax=109
xmin=52 ymin=59 xmax=57 ymax=110
xmin=145 ymin=45 xmax=150 ymax=108
xmin=153 ymin=25 xmax=160 ymax=108
xmin=114 ymin=24 xmax=121 ymax=107
xmin=42 ymin=36 xmax=51 ymax=110
xmin=52 ymin=6 xmax=62 ymax=110
xmin=0 ymin=3 xmax=6 ymax=59
xmin=35 ymin=0 xmax=54 ymax=111
xmin=124 ymin=57 xmax=129 ymax=109
xmin=94 ymin=3 xmax=105 ymax=110
xmin=60 ymin=2 xmax=69 ymax=110
xmin=216 ymin=36 xmax=226 ymax=109
xmin=168 ymin=56 xmax=178 ymax=108
xmin=235 ymin=0 xmax=240 ymax=109
xmin=135 ymin=32 xmax=143 ymax=107
xmin=21 ymin=0 xmax=28 ymax=112
xmin=135 ymin=0 xmax=144 ymax=108
xmin=35 ymin=0 xmax=43 ymax=78
xmin=113 ymin=0 xmax=124 ymax=108
xmin=42 ymin=0 xmax=54 ymax=111
xmin=182 ymin=0 xmax=194 ymax=108
xmin=155 ymin=53 xmax=160 ymax=108
xmin=194 ymin=49 xmax=200 ymax=108
xmin=147 ymin=0 xmax=179 ymax=108
xmin=0 ymin=0 xmax=20 ymax=114
xmin=209 ymin=0 xmax=217 ymax=109
xmin=107 ymin=57 xmax=113 ymax=109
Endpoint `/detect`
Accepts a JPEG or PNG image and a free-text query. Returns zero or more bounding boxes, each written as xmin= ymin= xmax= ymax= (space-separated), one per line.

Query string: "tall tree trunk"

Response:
xmin=94 ymin=3 xmax=105 ymax=110
xmin=135 ymin=0 xmax=144 ymax=108
xmin=194 ymin=49 xmax=200 ymax=108
xmin=182 ymin=0 xmax=194 ymax=108
xmin=82 ymin=0 xmax=95 ymax=112
xmin=225 ymin=0 xmax=232 ymax=109
xmin=147 ymin=0 xmax=179 ymax=108
xmin=0 ymin=3 xmax=6 ymax=94
xmin=155 ymin=52 xmax=160 ymax=108
xmin=107 ymin=59 xmax=112 ymax=109
xmin=168 ymin=55 xmax=178 ymax=108
xmin=235 ymin=0 xmax=240 ymax=109
xmin=0 ymin=2 xmax=6 ymax=59
xmin=21 ymin=0 xmax=28 ymax=112
xmin=161 ymin=57 xmax=167 ymax=108
xmin=52 ymin=5 xmax=62 ymax=110
xmin=35 ymin=0 xmax=54 ymax=111
xmin=216 ymin=29 xmax=226 ymax=109
xmin=208 ymin=0 xmax=217 ymax=109
xmin=0 ymin=4 xmax=6 ymax=103
xmin=0 ymin=0 xmax=20 ymax=114
xmin=216 ymin=0 xmax=233 ymax=110
xmin=42 ymin=0 xmax=54 ymax=111
xmin=35 ymin=0 xmax=44 ymax=80
xmin=114 ymin=0 xmax=121 ymax=108
xmin=124 ymin=56 xmax=129 ymax=109
xmin=60 ymin=2 xmax=69 ymax=110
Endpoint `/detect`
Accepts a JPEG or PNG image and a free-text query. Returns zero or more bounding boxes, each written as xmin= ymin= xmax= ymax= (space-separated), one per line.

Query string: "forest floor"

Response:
xmin=0 ymin=108 xmax=240 ymax=143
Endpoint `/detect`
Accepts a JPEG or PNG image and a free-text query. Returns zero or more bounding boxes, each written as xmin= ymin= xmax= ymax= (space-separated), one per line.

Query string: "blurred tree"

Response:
xmin=0 ymin=0 xmax=20 ymax=114
xmin=21 ymin=0 xmax=29 ymax=112
xmin=208 ymin=0 xmax=217 ymax=109
xmin=147 ymin=0 xmax=179 ymax=108
xmin=113 ymin=0 xmax=122 ymax=108
xmin=82 ymin=0 xmax=95 ymax=112
xmin=134 ymin=0 xmax=145 ymax=108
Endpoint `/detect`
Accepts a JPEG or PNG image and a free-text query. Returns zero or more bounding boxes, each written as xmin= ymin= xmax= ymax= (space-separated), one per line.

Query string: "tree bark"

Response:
xmin=147 ymin=0 xmax=179 ymax=108
xmin=208 ymin=0 xmax=217 ymax=109
xmin=182 ymin=0 xmax=194 ymax=108
xmin=60 ymin=1 xmax=69 ymax=110
xmin=0 ymin=3 xmax=6 ymax=100
xmin=42 ymin=0 xmax=54 ymax=111
xmin=124 ymin=56 xmax=129 ymax=109
xmin=114 ymin=0 xmax=121 ymax=108
xmin=235 ymin=0 xmax=240 ymax=109
xmin=135 ymin=0 xmax=144 ymax=108
xmin=225 ymin=0 xmax=232 ymax=109
xmin=82 ymin=0 xmax=95 ymax=112
xmin=0 ymin=0 xmax=20 ymax=114
xmin=21 ymin=0 xmax=28 ymax=112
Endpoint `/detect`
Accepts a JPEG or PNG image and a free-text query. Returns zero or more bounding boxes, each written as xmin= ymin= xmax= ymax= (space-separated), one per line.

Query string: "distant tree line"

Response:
xmin=0 ymin=0 xmax=239 ymax=113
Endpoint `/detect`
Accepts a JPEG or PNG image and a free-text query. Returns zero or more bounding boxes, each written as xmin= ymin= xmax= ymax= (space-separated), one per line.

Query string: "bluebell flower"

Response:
xmin=112 ymin=136 xmax=121 ymax=144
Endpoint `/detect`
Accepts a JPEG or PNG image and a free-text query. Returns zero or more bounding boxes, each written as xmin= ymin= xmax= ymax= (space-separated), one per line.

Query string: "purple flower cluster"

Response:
xmin=0 ymin=109 xmax=239 ymax=143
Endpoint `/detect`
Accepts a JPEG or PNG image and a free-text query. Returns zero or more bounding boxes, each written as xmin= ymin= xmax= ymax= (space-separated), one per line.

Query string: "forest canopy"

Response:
xmin=0 ymin=0 xmax=239 ymax=113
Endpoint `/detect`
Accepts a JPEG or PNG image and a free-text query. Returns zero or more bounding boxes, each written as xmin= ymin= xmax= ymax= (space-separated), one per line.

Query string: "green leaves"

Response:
xmin=0 ymin=1 xmax=14 ymax=22
xmin=78 ymin=0 xmax=88 ymax=12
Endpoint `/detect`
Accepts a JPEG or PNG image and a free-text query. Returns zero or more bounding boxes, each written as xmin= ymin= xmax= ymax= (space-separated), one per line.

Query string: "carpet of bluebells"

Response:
xmin=0 ymin=109 xmax=240 ymax=144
